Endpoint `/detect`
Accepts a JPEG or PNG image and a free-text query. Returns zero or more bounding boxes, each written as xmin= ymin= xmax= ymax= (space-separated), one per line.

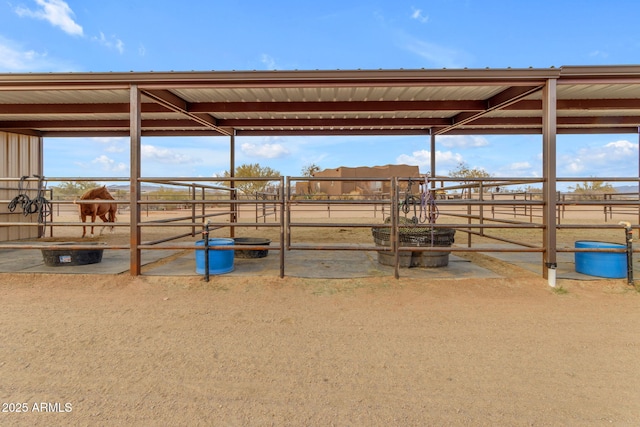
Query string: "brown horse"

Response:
xmin=76 ymin=186 xmax=117 ymax=238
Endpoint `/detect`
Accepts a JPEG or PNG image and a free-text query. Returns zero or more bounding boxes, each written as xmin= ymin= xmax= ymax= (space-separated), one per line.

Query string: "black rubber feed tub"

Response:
xmin=233 ymin=238 xmax=271 ymax=258
xmin=41 ymin=242 xmax=105 ymax=266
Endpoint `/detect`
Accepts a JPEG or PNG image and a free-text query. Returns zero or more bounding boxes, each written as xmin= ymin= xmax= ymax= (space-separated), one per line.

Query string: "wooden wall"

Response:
xmin=0 ymin=132 xmax=43 ymax=241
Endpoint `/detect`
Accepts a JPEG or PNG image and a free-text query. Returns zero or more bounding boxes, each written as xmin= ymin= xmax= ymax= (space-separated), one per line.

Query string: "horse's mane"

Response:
xmin=80 ymin=186 xmax=114 ymax=200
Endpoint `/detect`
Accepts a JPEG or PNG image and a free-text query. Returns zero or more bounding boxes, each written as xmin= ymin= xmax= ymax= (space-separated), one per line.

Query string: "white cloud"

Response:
xmin=92 ymin=137 xmax=127 ymax=153
xmin=589 ymin=50 xmax=608 ymax=59
xmin=396 ymin=149 xmax=463 ymax=170
xmin=399 ymin=33 xmax=471 ymax=68
xmin=93 ymin=32 xmax=125 ymax=54
xmin=563 ymin=159 xmax=584 ymax=174
xmin=604 ymin=139 xmax=636 ymax=156
xmin=15 ymin=0 xmax=83 ymax=36
xmin=92 ymin=155 xmax=127 ymax=172
xmin=493 ymin=161 xmax=538 ymax=177
xmin=508 ymin=161 xmax=532 ymax=171
xmin=92 ymin=136 xmax=125 ymax=144
xmin=141 ymin=144 xmax=195 ymax=164
xmin=261 ymin=54 xmax=277 ymax=70
xmin=411 ymin=8 xmax=429 ymax=23
xmin=559 ymin=139 xmax=638 ymax=176
xmin=0 ymin=37 xmax=52 ymax=71
xmin=241 ymin=142 xmax=290 ymax=159
xmin=438 ymin=135 xmax=489 ymax=148
xmin=14 ymin=1 xmax=125 ymax=56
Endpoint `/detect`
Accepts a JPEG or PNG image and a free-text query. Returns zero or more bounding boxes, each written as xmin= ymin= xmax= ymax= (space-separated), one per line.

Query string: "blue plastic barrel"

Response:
xmin=574 ymin=241 xmax=626 ymax=279
xmin=195 ymin=238 xmax=234 ymax=275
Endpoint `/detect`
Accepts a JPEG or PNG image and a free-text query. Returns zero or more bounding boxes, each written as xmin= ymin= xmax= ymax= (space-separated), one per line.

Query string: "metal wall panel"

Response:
xmin=0 ymin=131 xmax=43 ymax=241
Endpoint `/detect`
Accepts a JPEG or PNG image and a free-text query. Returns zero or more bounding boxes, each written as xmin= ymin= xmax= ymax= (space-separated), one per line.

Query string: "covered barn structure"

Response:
xmin=1 ymin=65 xmax=639 ymax=283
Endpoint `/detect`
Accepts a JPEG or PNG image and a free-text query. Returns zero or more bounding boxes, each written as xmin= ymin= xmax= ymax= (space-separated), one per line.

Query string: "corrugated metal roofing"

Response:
xmin=0 ymin=66 xmax=639 ymax=137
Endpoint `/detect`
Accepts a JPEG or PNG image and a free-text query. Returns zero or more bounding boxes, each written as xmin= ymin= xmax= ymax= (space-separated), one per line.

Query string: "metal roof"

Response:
xmin=0 ymin=65 xmax=639 ymax=138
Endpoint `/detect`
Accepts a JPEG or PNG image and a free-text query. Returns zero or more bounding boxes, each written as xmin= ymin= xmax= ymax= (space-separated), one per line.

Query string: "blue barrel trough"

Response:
xmin=195 ymin=238 xmax=234 ymax=275
xmin=574 ymin=241 xmax=626 ymax=279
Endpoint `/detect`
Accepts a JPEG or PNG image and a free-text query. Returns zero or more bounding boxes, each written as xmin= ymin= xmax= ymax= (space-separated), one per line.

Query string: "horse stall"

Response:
xmin=0 ymin=171 xmax=637 ymax=283
xmin=1 ymin=68 xmax=639 ymax=285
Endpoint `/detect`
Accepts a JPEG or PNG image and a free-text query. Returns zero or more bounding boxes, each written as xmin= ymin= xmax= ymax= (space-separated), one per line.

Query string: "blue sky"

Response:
xmin=2 ymin=0 xmax=640 ymax=187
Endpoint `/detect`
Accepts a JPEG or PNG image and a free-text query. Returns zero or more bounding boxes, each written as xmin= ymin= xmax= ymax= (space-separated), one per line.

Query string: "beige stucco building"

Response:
xmin=296 ymin=164 xmax=420 ymax=196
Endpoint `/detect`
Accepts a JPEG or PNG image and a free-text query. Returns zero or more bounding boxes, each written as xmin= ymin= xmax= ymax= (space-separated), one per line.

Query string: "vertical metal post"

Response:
xmin=391 ymin=177 xmax=399 ymax=279
xmin=491 ymin=193 xmax=495 ymax=219
xmin=36 ymin=136 xmax=44 ymax=238
xmin=286 ymin=177 xmax=291 ymax=250
xmin=201 ymin=187 xmax=205 ymax=225
xmin=542 ymin=78 xmax=558 ymax=285
xmin=467 ymin=203 xmax=472 ymax=247
xmin=203 ymin=222 xmax=210 ymax=283
xmin=479 ymin=181 xmax=484 ymax=236
xmin=280 ymin=176 xmax=285 ymax=278
xmin=129 ymin=84 xmax=142 ymax=276
xmin=230 ymin=132 xmax=236 ymax=238
xmin=619 ymin=222 xmax=634 ymax=287
xmin=191 ymin=184 xmax=196 ymax=237
xmin=430 ymin=132 xmax=436 ymax=178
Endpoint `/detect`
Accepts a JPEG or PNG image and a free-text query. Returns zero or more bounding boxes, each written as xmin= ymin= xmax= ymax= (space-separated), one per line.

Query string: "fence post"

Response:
xmin=467 ymin=200 xmax=472 ymax=247
xmin=191 ymin=183 xmax=196 ymax=237
xmin=479 ymin=182 xmax=484 ymax=237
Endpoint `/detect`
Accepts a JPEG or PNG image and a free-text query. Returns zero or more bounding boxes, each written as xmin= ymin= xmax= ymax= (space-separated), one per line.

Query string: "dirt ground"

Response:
xmin=2 ymin=205 xmax=640 ymax=425
xmin=1 ymin=269 xmax=639 ymax=426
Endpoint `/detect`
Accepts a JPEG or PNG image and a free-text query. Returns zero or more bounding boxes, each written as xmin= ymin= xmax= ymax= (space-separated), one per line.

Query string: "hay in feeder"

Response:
xmin=371 ymin=217 xmax=455 ymax=247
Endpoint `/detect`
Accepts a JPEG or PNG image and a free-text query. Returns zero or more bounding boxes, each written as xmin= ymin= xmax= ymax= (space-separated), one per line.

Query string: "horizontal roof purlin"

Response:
xmin=0 ymin=66 xmax=638 ymax=137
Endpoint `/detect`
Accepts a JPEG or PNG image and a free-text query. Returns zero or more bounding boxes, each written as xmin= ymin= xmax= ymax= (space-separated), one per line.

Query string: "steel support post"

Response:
xmin=129 ymin=84 xmax=142 ymax=275
xmin=280 ymin=176 xmax=285 ymax=278
xmin=430 ymin=132 xmax=436 ymax=179
xmin=230 ymin=132 xmax=236 ymax=238
xmin=542 ymin=78 xmax=558 ymax=285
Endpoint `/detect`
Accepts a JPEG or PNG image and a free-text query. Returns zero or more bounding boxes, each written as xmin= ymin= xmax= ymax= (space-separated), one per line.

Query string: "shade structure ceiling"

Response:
xmin=0 ymin=65 xmax=639 ymax=138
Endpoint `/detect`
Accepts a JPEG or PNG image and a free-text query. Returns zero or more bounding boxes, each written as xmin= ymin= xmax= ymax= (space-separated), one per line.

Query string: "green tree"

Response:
xmin=301 ymin=163 xmax=320 ymax=177
xmin=224 ymin=163 xmax=280 ymax=196
xmin=569 ymin=180 xmax=616 ymax=200
xmin=448 ymin=162 xmax=491 ymax=198
xmin=299 ymin=163 xmax=321 ymax=196
xmin=52 ymin=181 xmax=100 ymax=197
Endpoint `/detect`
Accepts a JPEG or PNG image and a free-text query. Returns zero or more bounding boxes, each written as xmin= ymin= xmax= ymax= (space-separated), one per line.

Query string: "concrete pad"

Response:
xmin=1 ymin=241 xmax=633 ymax=281
xmin=144 ymin=248 xmax=501 ymax=279
xmin=473 ymin=244 xmax=637 ymax=280
xmin=0 ymin=243 xmax=177 ymax=275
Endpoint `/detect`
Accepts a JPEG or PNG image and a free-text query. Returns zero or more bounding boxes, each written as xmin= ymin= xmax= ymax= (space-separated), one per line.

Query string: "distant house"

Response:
xmin=296 ymin=164 xmax=420 ymax=196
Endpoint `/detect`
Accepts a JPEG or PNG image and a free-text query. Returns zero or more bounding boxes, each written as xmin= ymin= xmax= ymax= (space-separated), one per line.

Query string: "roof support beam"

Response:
xmin=2 ymin=98 xmax=639 ymax=116
xmin=4 ymin=115 xmax=640 ymax=132
xmin=2 ymin=98 xmax=638 ymax=116
xmin=0 ymin=103 xmax=171 ymax=114
xmin=189 ymin=100 xmax=487 ymax=113
xmin=142 ymin=89 xmax=231 ymax=136
xmin=235 ymin=129 xmax=431 ymax=136
xmin=435 ymin=85 xmax=544 ymax=135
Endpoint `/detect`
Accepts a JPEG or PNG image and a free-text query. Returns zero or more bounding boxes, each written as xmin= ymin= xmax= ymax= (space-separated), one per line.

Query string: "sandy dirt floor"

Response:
xmin=2 ymin=204 xmax=640 ymax=425
xmin=1 ymin=270 xmax=639 ymax=426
